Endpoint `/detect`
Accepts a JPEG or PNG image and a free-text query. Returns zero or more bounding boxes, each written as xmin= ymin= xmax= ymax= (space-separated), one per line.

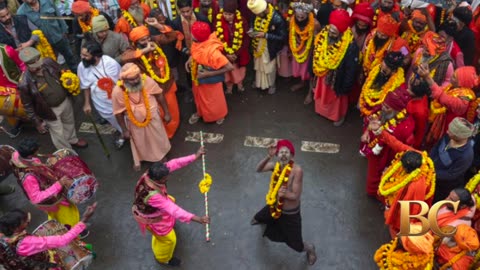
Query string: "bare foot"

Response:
xmin=290 ymin=83 xmax=305 ymax=92
xmin=133 ymin=164 xmax=141 ymax=171
xmin=226 ymin=87 xmax=233 ymax=95
xmin=304 ymin=92 xmax=313 ymax=105
xmin=306 ymin=244 xmax=317 ymax=265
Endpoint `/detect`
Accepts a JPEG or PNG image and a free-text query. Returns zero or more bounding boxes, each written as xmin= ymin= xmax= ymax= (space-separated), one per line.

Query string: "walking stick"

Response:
xmin=199 ymin=131 xmax=211 ymax=242
xmin=87 ymin=114 xmax=110 ymax=158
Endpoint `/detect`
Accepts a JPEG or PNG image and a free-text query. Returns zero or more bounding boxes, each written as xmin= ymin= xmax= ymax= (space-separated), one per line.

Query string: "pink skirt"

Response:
xmin=276 ymin=46 xmax=292 ymax=78
xmin=314 ymin=76 xmax=348 ymax=122
xmin=291 ymin=56 xmax=311 ymax=81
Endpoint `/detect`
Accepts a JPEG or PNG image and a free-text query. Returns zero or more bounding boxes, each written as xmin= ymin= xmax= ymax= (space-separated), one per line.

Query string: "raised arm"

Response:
xmin=256 ymin=145 xmax=276 ymax=172
xmin=165 ymin=147 xmax=205 ymax=173
xmin=22 ymin=174 xmax=62 ymax=204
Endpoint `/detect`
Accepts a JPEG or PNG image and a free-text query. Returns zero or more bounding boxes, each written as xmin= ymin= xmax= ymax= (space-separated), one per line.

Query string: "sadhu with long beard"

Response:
xmin=311 ymin=9 xmax=359 ymax=127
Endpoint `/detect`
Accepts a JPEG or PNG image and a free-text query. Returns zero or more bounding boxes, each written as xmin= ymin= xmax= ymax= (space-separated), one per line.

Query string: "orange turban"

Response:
xmin=422 ymin=31 xmax=446 ymax=56
xmin=453 ymin=224 xmax=480 ymax=252
xmin=376 ymin=15 xmax=400 ymax=37
xmin=455 ymin=66 xmax=479 ymax=89
xmin=129 ymin=26 xmax=150 ymax=43
xmin=120 ymin=63 xmax=141 ymax=80
xmin=400 ymin=224 xmax=435 ymax=254
xmin=411 ymin=10 xmax=427 ymax=23
xmin=71 ymin=1 xmax=91 ymax=15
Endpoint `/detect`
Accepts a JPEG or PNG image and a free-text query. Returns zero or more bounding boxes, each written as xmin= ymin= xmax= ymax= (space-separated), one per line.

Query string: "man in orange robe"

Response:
xmin=437 ymin=224 xmax=479 ymax=270
xmin=115 ymin=0 xmax=151 ymax=38
xmin=187 ymin=21 xmax=233 ymax=125
xmin=121 ymin=25 xmax=179 ymax=138
xmin=112 ymin=63 xmax=171 ymax=171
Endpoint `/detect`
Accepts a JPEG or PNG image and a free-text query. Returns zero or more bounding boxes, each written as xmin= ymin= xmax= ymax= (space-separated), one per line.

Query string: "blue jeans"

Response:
xmin=51 ymin=39 xmax=78 ymax=73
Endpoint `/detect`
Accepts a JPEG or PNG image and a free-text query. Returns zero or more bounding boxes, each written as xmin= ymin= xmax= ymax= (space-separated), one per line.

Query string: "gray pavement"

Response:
xmin=0 ymin=77 xmax=390 ymax=269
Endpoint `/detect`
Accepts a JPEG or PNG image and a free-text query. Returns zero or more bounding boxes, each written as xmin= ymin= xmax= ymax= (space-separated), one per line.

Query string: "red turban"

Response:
xmin=411 ymin=10 xmax=427 ymax=23
xmin=384 ymin=85 xmax=409 ymax=111
xmin=329 ymin=9 xmax=351 ymax=33
xmin=455 ymin=66 xmax=479 ymax=89
xmin=376 ymin=14 xmax=400 ymax=37
xmin=191 ymin=21 xmax=211 ymax=42
xmin=276 ymin=139 xmax=295 ymax=156
xmin=129 ymin=26 xmax=150 ymax=43
xmin=352 ymin=3 xmax=375 ymax=25
xmin=118 ymin=0 xmax=131 ymax=10
xmin=422 ymin=31 xmax=446 ymax=56
xmin=71 ymin=1 xmax=91 ymax=14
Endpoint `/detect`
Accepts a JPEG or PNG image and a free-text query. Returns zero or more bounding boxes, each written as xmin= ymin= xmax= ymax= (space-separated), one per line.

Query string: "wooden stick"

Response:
xmin=200 ymin=131 xmax=210 ymax=242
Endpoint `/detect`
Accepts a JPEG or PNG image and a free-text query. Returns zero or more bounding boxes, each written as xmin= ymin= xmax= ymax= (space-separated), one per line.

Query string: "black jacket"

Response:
xmin=17 ymin=58 xmax=64 ymax=122
xmin=0 ymin=15 xmax=33 ymax=49
xmin=250 ymin=9 xmax=287 ymax=60
xmin=333 ymin=42 xmax=359 ymax=96
xmin=454 ymin=27 xmax=475 ymax=66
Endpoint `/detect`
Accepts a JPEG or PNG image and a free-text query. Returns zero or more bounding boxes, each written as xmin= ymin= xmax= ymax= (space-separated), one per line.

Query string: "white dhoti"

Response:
xmin=254 ymin=39 xmax=276 ymax=90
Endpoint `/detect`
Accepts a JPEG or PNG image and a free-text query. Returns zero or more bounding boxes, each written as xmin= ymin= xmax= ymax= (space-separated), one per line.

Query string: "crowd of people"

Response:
xmin=0 ymin=0 xmax=479 ymax=267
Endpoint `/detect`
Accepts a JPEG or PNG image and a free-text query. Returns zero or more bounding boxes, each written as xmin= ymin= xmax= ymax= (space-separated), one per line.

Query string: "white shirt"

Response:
xmin=78 ymin=55 xmax=121 ymax=115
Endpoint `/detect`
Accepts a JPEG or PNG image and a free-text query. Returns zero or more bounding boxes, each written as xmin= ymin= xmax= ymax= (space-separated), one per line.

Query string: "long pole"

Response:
xmin=200 ymin=131 xmax=210 ymax=242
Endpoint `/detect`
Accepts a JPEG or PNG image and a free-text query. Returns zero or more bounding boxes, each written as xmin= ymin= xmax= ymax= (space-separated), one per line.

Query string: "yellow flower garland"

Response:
xmin=191 ymin=59 xmax=199 ymax=86
xmin=195 ymin=7 xmax=212 ymax=22
xmin=266 ymin=161 xmax=293 ymax=219
xmin=170 ymin=0 xmax=177 ymax=19
xmin=288 ymin=12 xmax=314 ymax=64
xmin=140 ymin=44 xmax=170 ymax=84
xmin=215 ymin=9 xmax=244 ymax=55
xmin=466 ymin=171 xmax=480 ymax=209
xmin=401 ymin=21 xmax=427 ymax=53
xmin=359 ymin=65 xmax=405 ymax=116
xmin=60 ymin=70 xmax=80 ymax=96
xmin=439 ymin=250 xmax=468 ymax=270
xmin=78 ymin=8 xmax=100 ymax=33
xmin=120 ymin=74 xmax=152 ymax=128
xmin=374 ymin=237 xmax=435 ymax=270
xmin=379 ymin=151 xmax=436 ymax=204
xmin=121 ymin=10 xmax=138 ymax=28
xmin=312 ymin=26 xmax=353 ymax=77
xmin=429 ymin=85 xmax=475 ymax=121
xmin=32 ymin=30 xmax=56 ymax=61
xmin=199 ymin=173 xmax=212 ymax=193
xmin=252 ymin=4 xmax=274 ymax=58
xmin=363 ymin=32 xmax=392 ymax=74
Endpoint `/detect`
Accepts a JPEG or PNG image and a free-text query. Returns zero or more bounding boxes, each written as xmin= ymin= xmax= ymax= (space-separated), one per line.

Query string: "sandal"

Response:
xmin=216 ymin=118 xmax=224 ymax=125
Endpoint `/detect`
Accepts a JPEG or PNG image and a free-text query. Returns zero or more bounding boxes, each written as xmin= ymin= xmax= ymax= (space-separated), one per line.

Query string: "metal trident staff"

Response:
xmin=200 ymin=131 xmax=210 ymax=242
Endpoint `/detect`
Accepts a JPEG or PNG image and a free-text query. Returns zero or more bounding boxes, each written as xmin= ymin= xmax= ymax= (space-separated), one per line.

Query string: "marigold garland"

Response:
xmin=363 ymin=31 xmax=393 ymax=75
xmin=252 ymin=4 xmax=274 ymax=58
xmin=195 ymin=7 xmax=212 ymax=22
xmin=60 ymin=70 xmax=80 ymax=96
xmin=121 ymin=10 xmax=138 ymax=28
xmin=429 ymin=85 xmax=475 ymax=121
xmin=288 ymin=12 xmax=314 ymax=64
xmin=379 ymin=151 xmax=436 ymax=204
xmin=359 ymin=65 xmax=405 ymax=116
xmin=401 ymin=21 xmax=427 ymax=53
xmin=140 ymin=44 xmax=170 ymax=84
xmin=215 ymin=9 xmax=244 ymax=55
xmin=191 ymin=59 xmax=199 ymax=86
xmin=78 ymin=8 xmax=100 ymax=33
xmin=467 ymin=98 xmax=480 ymax=123
xmin=466 ymin=171 xmax=480 ymax=209
xmin=119 ymin=74 xmax=152 ymax=128
xmin=32 ymin=30 xmax=56 ymax=61
xmin=312 ymin=26 xmax=353 ymax=77
xmin=266 ymin=161 xmax=293 ymax=219
xmin=374 ymin=237 xmax=435 ymax=270
xmin=439 ymin=250 xmax=468 ymax=270
xmin=170 ymin=0 xmax=177 ymax=19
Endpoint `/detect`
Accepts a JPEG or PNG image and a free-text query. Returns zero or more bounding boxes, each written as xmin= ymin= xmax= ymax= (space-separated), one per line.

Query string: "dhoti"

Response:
xmin=254 ymin=39 xmax=276 ymax=90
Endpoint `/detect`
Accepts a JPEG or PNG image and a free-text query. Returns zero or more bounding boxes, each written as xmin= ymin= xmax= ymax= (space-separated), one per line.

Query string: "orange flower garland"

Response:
xmin=365 ymin=109 xmax=408 ymax=153
xmin=401 ymin=21 xmax=427 ymax=53
xmin=215 ymin=9 xmax=244 ymax=55
xmin=266 ymin=161 xmax=294 ymax=219
xmin=191 ymin=59 xmax=199 ymax=86
xmin=359 ymin=64 xmax=405 ymax=116
xmin=97 ymin=77 xmax=114 ymax=99
xmin=78 ymin=8 xmax=100 ymax=33
xmin=312 ymin=26 xmax=353 ymax=77
xmin=374 ymin=237 xmax=435 ymax=269
xmin=119 ymin=74 xmax=152 ymax=128
xmin=363 ymin=31 xmax=393 ymax=75
xmin=289 ymin=12 xmax=314 ymax=64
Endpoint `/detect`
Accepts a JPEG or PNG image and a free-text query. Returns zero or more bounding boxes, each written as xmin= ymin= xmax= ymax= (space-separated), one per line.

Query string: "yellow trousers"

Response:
xmin=152 ymin=230 xmax=177 ymax=263
xmin=47 ymin=203 xmax=80 ymax=228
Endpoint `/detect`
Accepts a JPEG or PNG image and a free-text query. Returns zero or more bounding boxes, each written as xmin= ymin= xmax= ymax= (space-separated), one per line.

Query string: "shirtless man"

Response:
xmin=251 ymin=139 xmax=317 ymax=265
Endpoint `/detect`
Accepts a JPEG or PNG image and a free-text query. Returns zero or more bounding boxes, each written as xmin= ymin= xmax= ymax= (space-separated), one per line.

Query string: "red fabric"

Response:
xmin=276 ymin=139 xmax=295 ymax=156
xmin=220 ymin=14 xmax=250 ymax=66
xmin=71 ymin=1 xmax=91 ymax=14
xmin=329 ymin=9 xmax=351 ymax=33
xmin=384 ymin=84 xmax=409 ymax=111
xmin=192 ymin=21 xmax=211 ymax=42
xmin=352 ymin=3 xmax=374 ymax=25
xmin=376 ymin=14 xmax=400 ymax=37
xmin=118 ymin=0 xmax=130 ymax=10
xmin=0 ymin=45 xmax=26 ymax=88
xmin=366 ymin=116 xmax=415 ymax=196
xmin=406 ymin=96 xmax=429 ymax=149
xmin=450 ymin=41 xmax=461 ymax=61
